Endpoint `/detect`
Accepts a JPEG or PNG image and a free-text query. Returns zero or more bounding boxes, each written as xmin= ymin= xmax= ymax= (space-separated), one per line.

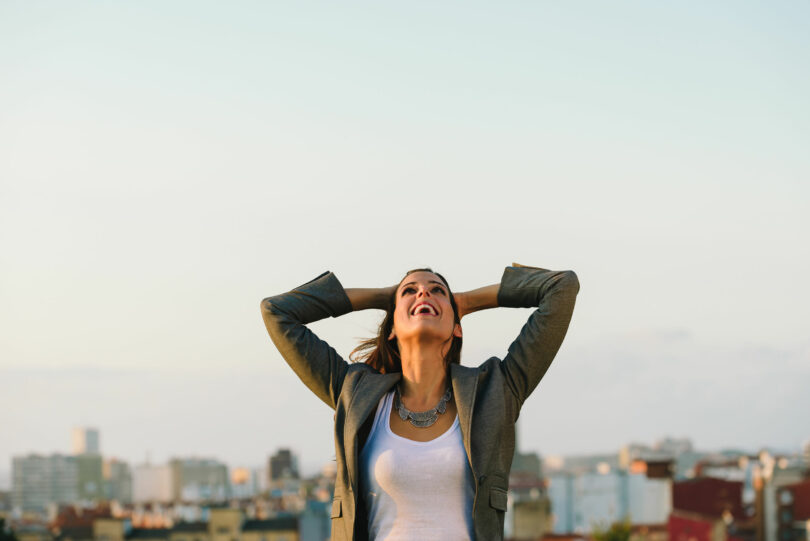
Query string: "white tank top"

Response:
xmin=359 ymin=390 xmax=475 ymax=541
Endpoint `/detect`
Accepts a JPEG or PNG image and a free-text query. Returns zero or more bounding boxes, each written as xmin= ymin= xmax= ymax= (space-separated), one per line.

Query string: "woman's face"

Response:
xmin=390 ymin=271 xmax=462 ymax=344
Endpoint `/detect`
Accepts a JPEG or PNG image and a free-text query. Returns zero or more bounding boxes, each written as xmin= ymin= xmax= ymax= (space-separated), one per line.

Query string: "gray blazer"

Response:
xmin=261 ymin=265 xmax=579 ymax=541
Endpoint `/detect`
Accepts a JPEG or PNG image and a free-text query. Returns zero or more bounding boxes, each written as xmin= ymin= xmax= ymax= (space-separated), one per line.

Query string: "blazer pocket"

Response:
xmin=331 ymin=499 xmax=342 ymax=518
xmin=489 ymin=487 xmax=508 ymax=511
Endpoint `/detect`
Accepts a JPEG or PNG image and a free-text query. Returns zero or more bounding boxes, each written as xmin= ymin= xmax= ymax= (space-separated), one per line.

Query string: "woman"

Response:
xmin=261 ymin=263 xmax=579 ymax=541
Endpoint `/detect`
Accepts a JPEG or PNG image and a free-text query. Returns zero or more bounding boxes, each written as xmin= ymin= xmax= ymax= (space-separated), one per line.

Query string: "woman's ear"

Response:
xmin=388 ymin=329 xmax=396 ymax=341
xmin=453 ymin=323 xmax=463 ymax=338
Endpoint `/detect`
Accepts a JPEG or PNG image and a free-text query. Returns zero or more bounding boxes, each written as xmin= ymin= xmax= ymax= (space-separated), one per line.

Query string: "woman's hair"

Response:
xmin=349 ymin=268 xmax=462 ymax=374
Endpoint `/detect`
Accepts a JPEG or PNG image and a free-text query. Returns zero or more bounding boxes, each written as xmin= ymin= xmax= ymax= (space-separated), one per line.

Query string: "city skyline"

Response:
xmin=2 ymin=1 xmax=809 ymax=492
xmin=6 ymin=428 xmax=808 ymax=541
xmin=2 ymin=427 xmax=807 ymax=493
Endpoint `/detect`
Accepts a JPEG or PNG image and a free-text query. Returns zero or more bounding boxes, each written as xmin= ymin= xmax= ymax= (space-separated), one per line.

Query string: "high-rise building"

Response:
xmin=268 ymin=449 xmax=299 ymax=484
xmin=104 ymin=459 xmax=133 ymax=503
xmin=12 ymin=454 xmax=78 ymax=511
xmin=71 ymin=427 xmax=100 ymax=455
xmin=76 ymin=454 xmax=104 ymax=501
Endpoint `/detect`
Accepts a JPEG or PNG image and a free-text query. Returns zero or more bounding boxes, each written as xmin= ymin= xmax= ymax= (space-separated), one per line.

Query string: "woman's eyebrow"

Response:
xmin=399 ymin=280 xmax=445 ymax=290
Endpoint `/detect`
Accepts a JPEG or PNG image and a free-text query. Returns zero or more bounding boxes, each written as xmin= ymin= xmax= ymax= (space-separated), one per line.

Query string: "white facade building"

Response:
xmin=133 ymin=463 xmax=173 ymax=503
xmin=548 ymin=469 xmax=671 ymax=533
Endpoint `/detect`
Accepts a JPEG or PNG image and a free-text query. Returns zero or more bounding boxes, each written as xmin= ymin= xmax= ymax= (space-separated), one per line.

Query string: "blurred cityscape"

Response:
xmin=2 ymin=428 xmax=809 ymax=541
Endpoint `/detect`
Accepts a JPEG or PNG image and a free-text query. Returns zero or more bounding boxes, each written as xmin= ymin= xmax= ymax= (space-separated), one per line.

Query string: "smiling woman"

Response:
xmin=349 ymin=268 xmax=463 ymax=376
xmin=260 ymin=263 xmax=579 ymax=541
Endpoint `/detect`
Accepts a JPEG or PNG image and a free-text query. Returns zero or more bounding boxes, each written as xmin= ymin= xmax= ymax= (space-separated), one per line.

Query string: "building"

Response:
xmin=803 ymin=441 xmax=810 ymax=470
xmin=12 ymin=454 xmax=79 ymax=511
xmin=40 ymin=509 xmax=300 ymax=541
xmin=133 ymin=459 xmax=229 ymax=504
xmin=230 ymin=468 xmax=259 ymax=500
xmin=15 ymin=524 xmax=53 ymax=541
xmin=545 ymin=454 xmax=621 ymax=475
xmin=71 ymin=429 xmax=100 ymax=456
xmin=669 ymin=476 xmax=756 ymax=541
xmin=11 ymin=453 xmax=113 ymax=510
xmin=133 ymin=464 xmax=173 ymax=503
xmin=508 ymin=446 xmax=551 ymax=540
xmin=758 ymin=454 xmax=807 ymax=541
xmin=672 ymin=477 xmax=748 ymax=520
xmin=241 ymin=516 xmax=298 ymax=541
xmin=76 ymin=454 xmax=104 ymax=502
xmin=548 ymin=461 xmax=671 ymax=534
xmin=169 ymin=459 xmax=228 ymax=503
xmin=104 ymin=459 xmax=133 ymax=504
xmin=655 ymin=438 xmax=694 ymax=457
xmin=618 ymin=438 xmax=710 ymax=480
xmin=668 ymin=512 xmax=728 ymax=541
xmin=268 ymin=450 xmax=299 ymax=487
xmin=776 ymin=479 xmax=810 ymax=541
xmin=299 ymin=500 xmax=331 ymax=541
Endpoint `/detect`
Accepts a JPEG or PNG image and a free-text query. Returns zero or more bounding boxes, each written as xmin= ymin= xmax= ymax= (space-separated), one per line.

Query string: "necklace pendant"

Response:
xmin=409 ymin=414 xmax=438 ymax=428
xmin=394 ymin=386 xmax=452 ymax=429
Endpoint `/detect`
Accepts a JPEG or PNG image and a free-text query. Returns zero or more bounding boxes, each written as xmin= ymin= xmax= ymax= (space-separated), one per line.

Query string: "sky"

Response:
xmin=1 ymin=1 xmax=809 ymax=484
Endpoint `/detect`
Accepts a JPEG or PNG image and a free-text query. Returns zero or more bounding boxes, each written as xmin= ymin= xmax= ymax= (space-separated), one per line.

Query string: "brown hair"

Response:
xmin=349 ymin=268 xmax=462 ymax=374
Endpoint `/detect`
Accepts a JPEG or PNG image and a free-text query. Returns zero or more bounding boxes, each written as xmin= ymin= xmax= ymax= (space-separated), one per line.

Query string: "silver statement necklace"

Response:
xmin=394 ymin=385 xmax=452 ymax=428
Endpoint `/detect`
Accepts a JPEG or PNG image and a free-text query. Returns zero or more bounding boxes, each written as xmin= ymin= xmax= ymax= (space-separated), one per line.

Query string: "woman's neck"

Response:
xmin=398 ymin=341 xmax=449 ymax=410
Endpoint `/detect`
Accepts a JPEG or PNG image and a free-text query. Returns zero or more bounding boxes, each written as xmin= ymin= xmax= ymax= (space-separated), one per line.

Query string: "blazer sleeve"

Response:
xmin=496 ymin=265 xmax=580 ymax=412
xmin=260 ymin=271 xmax=354 ymax=410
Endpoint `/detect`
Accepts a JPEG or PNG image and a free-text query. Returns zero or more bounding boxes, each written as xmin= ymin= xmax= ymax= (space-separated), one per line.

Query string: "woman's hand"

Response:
xmin=454 ymin=291 xmax=471 ymax=320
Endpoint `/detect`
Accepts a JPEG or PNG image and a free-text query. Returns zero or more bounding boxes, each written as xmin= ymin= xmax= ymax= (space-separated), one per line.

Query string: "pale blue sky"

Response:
xmin=1 ymin=1 xmax=808 ymax=479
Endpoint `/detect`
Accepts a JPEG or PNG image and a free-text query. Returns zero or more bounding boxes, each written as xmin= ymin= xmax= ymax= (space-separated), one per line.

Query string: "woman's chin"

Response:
xmin=399 ymin=326 xmax=453 ymax=343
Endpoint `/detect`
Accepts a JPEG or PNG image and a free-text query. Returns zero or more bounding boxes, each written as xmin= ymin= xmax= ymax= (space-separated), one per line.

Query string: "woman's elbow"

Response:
xmin=260 ymin=297 xmax=275 ymax=316
xmin=561 ymin=270 xmax=580 ymax=295
xmin=260 ymin=297 xmax=284 ymax=336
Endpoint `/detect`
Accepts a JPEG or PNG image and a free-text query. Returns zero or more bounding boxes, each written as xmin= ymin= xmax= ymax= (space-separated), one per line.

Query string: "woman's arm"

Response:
xmin=458 ymin=263 xmax=580 ymax=413
xmin=455 ymin=284 xmax=500 ymax=319
xmin=500 ymin=263 xmax=579 ymax=411
xmin=454 ymin=264 xmax=544 ymax=318
xmin=261 ymin=272 xmax=357 ymax=410
xmin=344 ymin=287 xmax=396 ymax=312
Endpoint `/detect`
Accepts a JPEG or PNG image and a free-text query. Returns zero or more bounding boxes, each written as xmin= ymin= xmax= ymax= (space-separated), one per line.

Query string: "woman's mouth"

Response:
xmin=410 ymin=302 xmax=438 ymax=316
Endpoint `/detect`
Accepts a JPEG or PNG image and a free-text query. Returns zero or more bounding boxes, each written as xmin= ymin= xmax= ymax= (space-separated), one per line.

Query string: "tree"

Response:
xmin=592 ymin=518 xmax=633 ymax=541
xmin=0 ymin=518 xmax=19 ymax=541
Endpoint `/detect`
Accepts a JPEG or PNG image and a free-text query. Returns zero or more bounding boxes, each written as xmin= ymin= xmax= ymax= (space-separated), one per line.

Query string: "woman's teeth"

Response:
xmin=412 ymin=304 xmax=437 ymax=315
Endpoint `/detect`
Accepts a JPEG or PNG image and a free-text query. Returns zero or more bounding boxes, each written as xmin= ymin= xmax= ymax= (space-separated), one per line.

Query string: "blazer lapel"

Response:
xmin=345 ymin=371 xmax=401 ymax=491
xmin=451 ymin=363 xmax=479 ymax=480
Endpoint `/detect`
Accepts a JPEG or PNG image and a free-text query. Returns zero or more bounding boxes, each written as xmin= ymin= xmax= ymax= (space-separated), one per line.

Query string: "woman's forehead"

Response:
xmin=398 ymin=271 xmax=444 ymax=288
